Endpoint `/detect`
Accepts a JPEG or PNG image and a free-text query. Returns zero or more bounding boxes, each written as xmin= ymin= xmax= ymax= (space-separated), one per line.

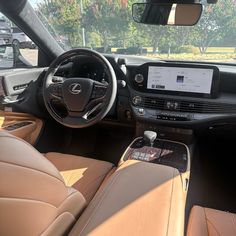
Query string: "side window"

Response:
xmin=0 ymin=13 xmax=38 ymax=69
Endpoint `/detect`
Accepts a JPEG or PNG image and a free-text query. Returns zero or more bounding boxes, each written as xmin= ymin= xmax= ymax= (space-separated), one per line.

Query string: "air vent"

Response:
xmin=141 ymin=97 xmax=165 ymax=110
xmin=138 ymin=96 xmax=236 ymax=114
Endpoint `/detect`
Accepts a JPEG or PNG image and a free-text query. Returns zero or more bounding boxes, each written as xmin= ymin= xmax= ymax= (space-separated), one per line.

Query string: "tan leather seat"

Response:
xmin=70 ymin=160 xmax=186 ymax=236
xmin=45 ymin=152 xmax=114 ymax=203
xmin=187 ymin=206 xmax=236 ymax=236
xmin=0 ymin=131 xmax=112 ymax=236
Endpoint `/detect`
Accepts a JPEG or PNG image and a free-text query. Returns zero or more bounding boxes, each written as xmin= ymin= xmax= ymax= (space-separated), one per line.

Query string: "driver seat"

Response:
xmin=0 ymin=131 xmax=114 ymax=236
xmin=44 ymin=152 xmax=114 ymax=203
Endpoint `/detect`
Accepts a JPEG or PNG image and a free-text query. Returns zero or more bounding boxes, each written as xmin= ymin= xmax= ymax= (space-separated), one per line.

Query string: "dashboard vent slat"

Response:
xmin=138 ymin=96 xmax=236 ymax=114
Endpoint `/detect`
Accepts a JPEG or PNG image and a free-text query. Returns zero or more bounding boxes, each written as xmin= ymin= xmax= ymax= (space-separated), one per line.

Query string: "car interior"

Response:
xmin=1 ymin=0 xmax=236 ymax=235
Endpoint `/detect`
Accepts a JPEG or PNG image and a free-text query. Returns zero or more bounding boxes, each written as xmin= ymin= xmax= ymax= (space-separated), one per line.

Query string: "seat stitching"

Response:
xmin=0 ymin=160 xmax=65 ymax=185
xmin=0 ymin=135 xmax=44 ymax=155
xmin=66 ymin=168 xmax=112 ymax=186
xmin=0 ymin=135 xmax=64 ymax=183
xmin=204 ymin=208 xmax=210 ymax=236
xmin=0 ymin=196 xmax=57 ymax=209
xmin=206 ymin=218 xmax=222 ymax=236
xmin=73 ymin=172 xmax=112 ymax=190
xmin=77 ymin=164 xmax=175 ymax=236
xmin=46 ymin=152 xmax=114 ymax=167
xmin=187 ymin=206 xmax=203 ymax=235
xmin=229 ymin=212 xmax=236 ymax=235
xmin=80 ymin=173 xmax=113 ymax=201
xmin=77 ymin=171 xmax=122 ymax=236
xmin=62 ymin=190 xmax=83 ymax=202
xmin=166 ymin=168 xmax=175 ymax=236
xmin=39 ymin=212 xmax=76 ymax=236
xmin=187 ymin=209 xmax=194 ymax=235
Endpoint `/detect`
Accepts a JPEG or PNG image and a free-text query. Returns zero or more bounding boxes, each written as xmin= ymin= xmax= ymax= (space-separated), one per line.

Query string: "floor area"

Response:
xmin=186 ymin=130 xmax=236 ymax=222
xmin=37 ymin=121 xmax=236 ymax=223
xmin=36 ymin=120 xmax=135 ymax=166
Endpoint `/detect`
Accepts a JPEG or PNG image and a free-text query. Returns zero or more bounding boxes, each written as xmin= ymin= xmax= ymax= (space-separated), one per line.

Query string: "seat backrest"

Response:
xmin=0 ymin=131 xmax=86 ymax=236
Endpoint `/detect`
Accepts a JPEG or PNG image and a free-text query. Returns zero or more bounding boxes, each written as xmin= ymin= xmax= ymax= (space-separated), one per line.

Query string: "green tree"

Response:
xmin=192 ymin=0 xmax=236 ymax=53
xmin=82 ymin=0 xmax=134 ymax=52
xmin=37 ymin=0 xmax=82 ymax=47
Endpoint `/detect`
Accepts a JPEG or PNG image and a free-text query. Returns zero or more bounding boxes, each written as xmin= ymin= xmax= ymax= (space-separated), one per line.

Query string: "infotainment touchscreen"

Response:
xmin=147 ymin=66 xmax=214 ymax=95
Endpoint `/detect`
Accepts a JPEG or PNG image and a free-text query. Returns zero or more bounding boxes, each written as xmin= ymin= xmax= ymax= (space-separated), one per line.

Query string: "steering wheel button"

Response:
xmin=92 ymin=86 xmax=107 ymax=99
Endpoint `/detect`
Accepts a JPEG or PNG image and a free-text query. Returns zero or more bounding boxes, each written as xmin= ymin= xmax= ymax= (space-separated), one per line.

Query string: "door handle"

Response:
xmin=1 ymin=96 xmax=24 ymax=104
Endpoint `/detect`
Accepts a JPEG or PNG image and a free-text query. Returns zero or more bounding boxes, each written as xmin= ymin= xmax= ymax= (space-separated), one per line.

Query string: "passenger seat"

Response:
xmin=187 ymin=206 xmax=236 ymax=236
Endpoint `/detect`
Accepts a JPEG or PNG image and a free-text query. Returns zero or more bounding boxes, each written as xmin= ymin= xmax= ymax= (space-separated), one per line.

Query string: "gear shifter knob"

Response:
xmin=144 ymin=130 xmax=157 ymax=147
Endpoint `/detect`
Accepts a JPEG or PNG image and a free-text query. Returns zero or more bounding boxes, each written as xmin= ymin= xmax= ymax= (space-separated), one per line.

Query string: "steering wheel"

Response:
xmin=43 ymin=48 xmax=117 ymax=128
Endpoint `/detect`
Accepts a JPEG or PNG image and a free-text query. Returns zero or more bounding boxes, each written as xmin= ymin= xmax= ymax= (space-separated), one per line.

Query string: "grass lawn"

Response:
xmin=112 ymin=47 xmax=236 ymax=62
xmin=145 ymin=47 xmax=236 ymax=62
xmin=206 ymin=47 xmax=235 ymax=53
xmin=148 ymin=53 xmax=236 ymax=62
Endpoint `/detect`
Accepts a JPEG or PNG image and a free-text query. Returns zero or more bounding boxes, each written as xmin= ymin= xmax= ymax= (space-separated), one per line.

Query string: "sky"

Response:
xmin=29 ymin=0 xmax=41 ymax=8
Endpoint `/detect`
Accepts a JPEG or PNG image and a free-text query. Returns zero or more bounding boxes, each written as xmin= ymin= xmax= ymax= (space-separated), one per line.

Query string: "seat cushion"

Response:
xmin=187 ymin=206 xmax=236 ymax=236
xmin=45 ymin=152 xmax=114 ymax=203
xmin=0 ymin=131 xmax=86 ymax=236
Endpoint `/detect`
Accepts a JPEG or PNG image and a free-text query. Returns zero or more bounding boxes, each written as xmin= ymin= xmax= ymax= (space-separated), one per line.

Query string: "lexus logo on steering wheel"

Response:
xmin=69 ymin=83 xmax=82 ymax=95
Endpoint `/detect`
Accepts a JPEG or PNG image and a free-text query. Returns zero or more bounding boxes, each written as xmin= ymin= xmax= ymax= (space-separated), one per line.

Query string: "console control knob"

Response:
xmin=144 ymin=130 xmax=157 ymax=147
xmin=135 ymin=74 xmax=144 ymax=83
xmin=132 ymin=96 xmax=142 ymax=105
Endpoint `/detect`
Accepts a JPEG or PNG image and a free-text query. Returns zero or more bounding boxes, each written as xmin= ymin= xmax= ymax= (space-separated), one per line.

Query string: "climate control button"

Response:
xmin=134 ymin=74 xmax=144 ymax=83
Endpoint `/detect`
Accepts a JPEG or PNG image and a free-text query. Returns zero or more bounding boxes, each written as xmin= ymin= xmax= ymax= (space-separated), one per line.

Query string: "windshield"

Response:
xmin=31 ymin=0 xmax=236 ymax=63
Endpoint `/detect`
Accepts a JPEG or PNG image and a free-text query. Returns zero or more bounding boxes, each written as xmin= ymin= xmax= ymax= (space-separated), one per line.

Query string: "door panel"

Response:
xmin=0 ymin=67 xmax=46 ymax=118
xmin=0 ymin=111 xmax=43 ymax=145
xmin=1 ymin=68 xmax=44 ymax=97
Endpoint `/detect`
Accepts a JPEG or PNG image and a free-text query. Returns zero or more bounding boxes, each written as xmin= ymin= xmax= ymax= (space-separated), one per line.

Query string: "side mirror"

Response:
xmin=0 ymin=44 xmax=14 ymax=68
xmin=0 ymin=44 xmax=32 ymax=69
xmin=132 ymin=3 xmax=203 ymax=26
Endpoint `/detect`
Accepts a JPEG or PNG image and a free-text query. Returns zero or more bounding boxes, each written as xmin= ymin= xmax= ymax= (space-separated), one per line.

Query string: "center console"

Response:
xmin=71 ymin=160 xmax=186 ymax=236
xmin=70 ymin=131 xmax=190 ymax=236
xmin=129 ymin=62 xmax=222 ymax=125
xmin=121 ymin=131 xmax=190 ymax=173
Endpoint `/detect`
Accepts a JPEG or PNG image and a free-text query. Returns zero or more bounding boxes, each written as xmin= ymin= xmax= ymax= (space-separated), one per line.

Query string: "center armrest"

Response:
xmin=69 ymin=160 xmax=186 ymax=236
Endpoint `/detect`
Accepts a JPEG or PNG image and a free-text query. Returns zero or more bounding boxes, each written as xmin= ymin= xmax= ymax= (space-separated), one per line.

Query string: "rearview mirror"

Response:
xmin=132 ymin=3 xmax=203 ymax=26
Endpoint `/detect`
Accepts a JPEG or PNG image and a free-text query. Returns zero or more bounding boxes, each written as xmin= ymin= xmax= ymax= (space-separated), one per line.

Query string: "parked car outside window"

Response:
xmin=11 ymin=26 xmax=36 ymax=49
xmin=0 ymin=18 xmax=12 ymax=45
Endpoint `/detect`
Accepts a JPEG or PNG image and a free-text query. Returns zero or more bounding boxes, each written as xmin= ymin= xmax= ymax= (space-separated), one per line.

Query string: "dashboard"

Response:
xmin=124 ymin=60 xmax=236 ymax=127
xmin=68 ymin=56 xmax=108 ymax=83
xmin=2 ymin=55 xmax=236 ymax=130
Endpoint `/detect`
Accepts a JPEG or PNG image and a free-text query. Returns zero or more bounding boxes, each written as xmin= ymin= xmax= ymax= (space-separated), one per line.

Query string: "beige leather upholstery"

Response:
xmin=45 ymin=152 xmax=114 ymax=203
xmin=187 ymin=206 xmax=236 ymax=236
xmin=70 ymin=160 xmax=186 ymax=236
xmin=0 ymin=131 xmax=86 ymax=236
xmin=0 ymin=111 xmax=43 ymax=145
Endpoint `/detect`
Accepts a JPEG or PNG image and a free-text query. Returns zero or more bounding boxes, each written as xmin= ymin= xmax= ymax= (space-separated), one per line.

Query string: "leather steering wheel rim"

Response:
xmin=43 ymin=48 xmax=117 ymax=128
